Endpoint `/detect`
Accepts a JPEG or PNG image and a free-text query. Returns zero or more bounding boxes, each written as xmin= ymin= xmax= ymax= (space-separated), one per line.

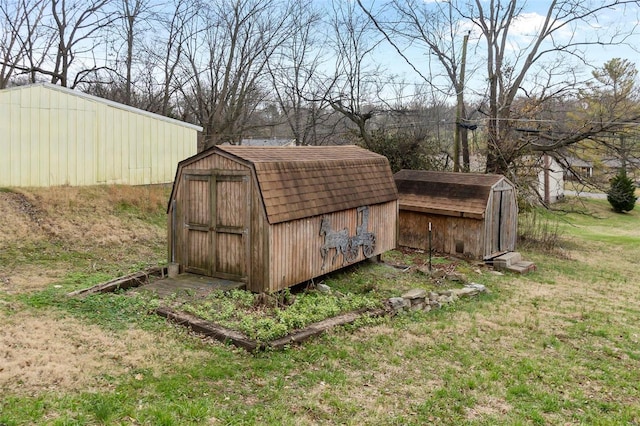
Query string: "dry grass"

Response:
xmin=0 ymin=185 xmax=169 ymax=294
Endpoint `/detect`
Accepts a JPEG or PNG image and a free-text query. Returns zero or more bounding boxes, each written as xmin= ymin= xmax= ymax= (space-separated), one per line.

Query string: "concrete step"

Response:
xmin=506 ymin=261 xmax=537 ymax=274
xmin=492 ymin=251 xmax=522 ymax=269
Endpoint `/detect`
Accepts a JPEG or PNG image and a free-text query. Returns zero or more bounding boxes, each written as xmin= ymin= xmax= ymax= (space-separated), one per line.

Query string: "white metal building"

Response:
xmin=0 ymin=83 xmax=201 ymax=187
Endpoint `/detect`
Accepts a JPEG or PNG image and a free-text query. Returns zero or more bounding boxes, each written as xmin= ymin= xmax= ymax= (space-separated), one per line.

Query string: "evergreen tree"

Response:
xmin=607 ymin=169 xmax=637 ymax=213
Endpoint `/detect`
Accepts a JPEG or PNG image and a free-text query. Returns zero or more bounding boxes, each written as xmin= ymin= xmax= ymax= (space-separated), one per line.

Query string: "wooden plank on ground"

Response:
xmin=155 ymin=306 xmax=260 ymax=352
xmin=67 ymin=266 xmax=166 ymax=297
xmin=155 ymin=306 xmax=388 ymax=352
xmin=268 ymin=308 xmax=387 ymax=349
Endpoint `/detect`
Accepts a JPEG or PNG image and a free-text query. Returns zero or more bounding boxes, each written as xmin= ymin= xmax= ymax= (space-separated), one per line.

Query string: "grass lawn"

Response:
xmin=1 ymin=187 xmax=639 ymax=425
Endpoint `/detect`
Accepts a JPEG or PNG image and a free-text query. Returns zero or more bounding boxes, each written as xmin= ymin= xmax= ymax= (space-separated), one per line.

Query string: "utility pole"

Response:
xmin=453 ymin=31 xmax=469 ymax=172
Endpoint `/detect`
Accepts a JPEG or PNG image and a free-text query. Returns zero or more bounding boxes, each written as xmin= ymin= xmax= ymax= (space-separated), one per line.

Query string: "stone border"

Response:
xmin=390 ymin=283 xmax=489 ymax=313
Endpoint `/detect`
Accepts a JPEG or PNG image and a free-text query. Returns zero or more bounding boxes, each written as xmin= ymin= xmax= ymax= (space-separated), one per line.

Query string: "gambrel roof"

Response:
xmin=171 ymin=145 xmax=398 ymax=224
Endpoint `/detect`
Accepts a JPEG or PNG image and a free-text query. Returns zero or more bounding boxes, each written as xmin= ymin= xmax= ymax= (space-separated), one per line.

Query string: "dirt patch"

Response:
xmin=0 ymin=186 xmax=168 ymax=294
xmin=0 ymin=191 xmax=47 ymax=244
xmin=0 ymin=307 xmax=187 ymax=395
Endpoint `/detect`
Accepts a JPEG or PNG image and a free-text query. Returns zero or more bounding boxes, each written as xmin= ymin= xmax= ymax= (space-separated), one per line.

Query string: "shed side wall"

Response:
xmin=268 ymin=201 xmax=397 ymax=292
xmin=398 ymin=210 xmax=485 ymax=259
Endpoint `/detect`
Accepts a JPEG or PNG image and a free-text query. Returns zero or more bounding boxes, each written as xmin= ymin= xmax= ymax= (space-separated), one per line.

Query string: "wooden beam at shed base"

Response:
xmin=156 ymin=307 xmax=260 ymax=352
xmin=155 ymin=306 xmax=389 ymax=352
xmin=67 ymin=266 xmax=167 ymax=297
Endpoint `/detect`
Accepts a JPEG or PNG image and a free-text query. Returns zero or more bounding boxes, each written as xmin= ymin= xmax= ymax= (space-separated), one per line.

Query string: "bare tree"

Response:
xmin=178 ymin=0 xmax=298 ymax=148
xmin=324 ymin=0 xmax=385 ymax=149
xmin=114 ymin=0 xmax=152 ymax=104
xmin=359 ymin=0 xmax=640 ymax=176
xmin=0 ymin=0 xmax=50 ymax=87
xmin=357 ymin=0 xmax=476 ymax=170
xmin=45 ymin=0 xmax=117 ymax=87
xmin=266 ymin=2 xmax=329 ymax=145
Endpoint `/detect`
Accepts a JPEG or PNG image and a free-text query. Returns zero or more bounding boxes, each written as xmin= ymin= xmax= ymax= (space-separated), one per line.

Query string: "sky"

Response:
xmin=354 ymin=0 xmax=640 ymax=105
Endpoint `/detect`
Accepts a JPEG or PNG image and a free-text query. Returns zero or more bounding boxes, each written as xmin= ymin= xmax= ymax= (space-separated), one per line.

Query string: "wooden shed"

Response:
xmin=394 ymin=170 xmax=518 ymax=260
xmin=167 ymin=145 xmax=398 ymax=293
xmin=0 ymin=83 xmax=200 ymax=187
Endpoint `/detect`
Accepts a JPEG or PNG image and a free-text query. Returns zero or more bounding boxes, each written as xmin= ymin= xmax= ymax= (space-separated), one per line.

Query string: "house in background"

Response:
xmin=0 ymin=83 xmax=201 ymax=187
xmin=562 ymin=156 xmax=594 ymax=181
xmin=537 ymin=154 xmax=564 ymax=204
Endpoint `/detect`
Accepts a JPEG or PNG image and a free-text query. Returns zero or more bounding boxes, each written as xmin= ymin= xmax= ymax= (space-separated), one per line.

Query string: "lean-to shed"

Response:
xmin=0 ymin=83 xmax=200 ymax=187
xmin=394 ymin=170 xmax=517 ymax=260
xmin=168 ymin=145 xmax=398 ymax=292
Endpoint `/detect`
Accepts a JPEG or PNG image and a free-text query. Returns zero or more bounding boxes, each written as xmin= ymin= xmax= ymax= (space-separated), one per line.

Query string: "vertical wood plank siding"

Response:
xmin=268 ymin=202 xmax=397 ymax=292
xmin=399 ymin=211 xmax=484 ymax=259
xmin=395 ymin=170 xmax=518 ymax=261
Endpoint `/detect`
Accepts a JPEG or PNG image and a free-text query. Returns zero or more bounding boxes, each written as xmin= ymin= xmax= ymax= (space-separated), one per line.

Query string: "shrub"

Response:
xmin=607 ymin=169 xmax=637 ymax=213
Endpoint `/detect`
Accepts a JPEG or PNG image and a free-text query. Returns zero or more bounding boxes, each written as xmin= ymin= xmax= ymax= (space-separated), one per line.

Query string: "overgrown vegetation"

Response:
xmin=178 ymin=288 xmax=380 ymax=342
xmin=517 ymin=209 xmax=564 ymax=254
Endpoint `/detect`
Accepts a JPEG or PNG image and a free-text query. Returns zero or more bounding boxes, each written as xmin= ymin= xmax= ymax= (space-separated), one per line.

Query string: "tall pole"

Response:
xmin=454 ymin=32 xmax=469 ymax=172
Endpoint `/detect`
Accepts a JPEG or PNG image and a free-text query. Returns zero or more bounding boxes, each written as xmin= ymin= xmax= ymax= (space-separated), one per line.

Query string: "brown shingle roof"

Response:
xmin=394 ymin=169 xmax=506 ymax=219
xmin=218 ymin=145 xmax=397 ymax=224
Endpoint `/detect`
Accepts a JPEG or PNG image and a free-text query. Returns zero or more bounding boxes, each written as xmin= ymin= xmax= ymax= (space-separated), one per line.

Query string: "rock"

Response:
xmin=410 ymin=302 xmax=425 ymax=311
xmin=489 ymin=270 xmax=504 ymax=276
xmin=402 ymin=288 xmax=427 ymax=300
xmin=466 ymin=282 xmax=488 ymax=293
xmin=429 ymin=300 xmax=442 ymax=309
xmin=423 ymin=304 xmax=431 ymax=312
xmin=450 ymin=287 xmax=480 ymax=298
xmin=446 ymin=272 xmax=467 ymax=283
xmin=428 ymin=291 xmax=439 ymax=301
xmin=389 ymin=297 xmax=409 ymax=312
xmin=316 ymin=283 xmax=331 ymax=294
xmin=437 ymin=295 xmax=451 ymax=304
xmin=438 ymin=290 xmax=453 ymax=297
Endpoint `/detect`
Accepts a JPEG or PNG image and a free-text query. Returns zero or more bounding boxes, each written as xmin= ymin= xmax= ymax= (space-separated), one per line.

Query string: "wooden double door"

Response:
xmin=182 ymin=170 xmax=250 ymax=282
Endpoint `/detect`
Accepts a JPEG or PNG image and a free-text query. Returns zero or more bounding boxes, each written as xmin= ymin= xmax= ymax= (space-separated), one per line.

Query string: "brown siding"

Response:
xmin=268 ymin=201 xmax=397 ymax=292
xmin=248 ymin=176 xmax=269 ymax=292
xmin=399 ymin=210 xmax=485 ymax=259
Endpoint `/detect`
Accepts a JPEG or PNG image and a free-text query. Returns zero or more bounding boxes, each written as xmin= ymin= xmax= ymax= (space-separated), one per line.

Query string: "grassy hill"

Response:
xmin=1 ymin=186 xmax=639 ymax=425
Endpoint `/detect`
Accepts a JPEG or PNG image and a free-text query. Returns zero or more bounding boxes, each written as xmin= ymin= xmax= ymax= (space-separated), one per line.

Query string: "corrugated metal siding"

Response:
xmin=0 ymin=83 xmax=199 ymax=187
